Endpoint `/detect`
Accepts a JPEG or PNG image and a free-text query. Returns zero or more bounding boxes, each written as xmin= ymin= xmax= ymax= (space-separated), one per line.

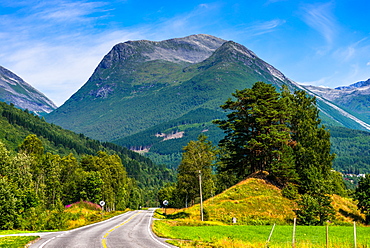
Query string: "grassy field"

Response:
xmin=0 ymin=236 xmax=38 ymax=248
xmin=154 ymin=220 xmax=370 ymax=247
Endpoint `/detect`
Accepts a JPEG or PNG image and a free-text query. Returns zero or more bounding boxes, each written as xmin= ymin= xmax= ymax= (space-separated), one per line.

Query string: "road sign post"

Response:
xmin=100 ymin=201 xmax=105 ymax=218
xmin=163 ymin=200 xmax=168 ymax=216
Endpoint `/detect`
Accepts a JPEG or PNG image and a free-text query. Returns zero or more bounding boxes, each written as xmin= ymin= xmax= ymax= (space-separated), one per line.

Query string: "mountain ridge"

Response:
xmin=46 ymin=35 xmax=303 ymax=141
xmin=0 ymin=65 xmax=57 ymax=114
xmin=302 ymin=80 xmax=370 ymax=126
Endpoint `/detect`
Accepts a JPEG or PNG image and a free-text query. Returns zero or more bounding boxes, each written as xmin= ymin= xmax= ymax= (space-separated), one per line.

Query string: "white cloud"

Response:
xmin=333 ymin=38 xmax=368 ymax=62
xmin=301 ymin=2 xmax=337 ymax=46
xmin=246 ymin=19 xmax=286 ymax=36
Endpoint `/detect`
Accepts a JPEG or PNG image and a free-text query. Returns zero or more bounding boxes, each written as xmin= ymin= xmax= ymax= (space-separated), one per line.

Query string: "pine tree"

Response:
xmin=286 ymin=89 xmax=335 ymax=194
xmin=214 ymin=82 xmax=294 ymax=182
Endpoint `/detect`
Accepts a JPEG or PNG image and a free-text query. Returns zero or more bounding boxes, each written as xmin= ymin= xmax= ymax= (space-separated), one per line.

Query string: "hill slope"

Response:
xmin=177 ymin=177 xmax=364 ymax=225
xmin=0 ymin=65 xmax=56 ymax=114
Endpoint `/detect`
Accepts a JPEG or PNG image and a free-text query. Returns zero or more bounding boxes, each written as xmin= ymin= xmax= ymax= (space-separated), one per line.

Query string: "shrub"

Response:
xmin=65 ymin=201 xmax=101 ymax=211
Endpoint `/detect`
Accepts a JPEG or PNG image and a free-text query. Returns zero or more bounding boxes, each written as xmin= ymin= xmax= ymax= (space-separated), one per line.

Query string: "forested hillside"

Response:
xmin=0 ymin=101 xmax=174 ymax=206
xmin=330 ymin=126 xmax=370 ymax=174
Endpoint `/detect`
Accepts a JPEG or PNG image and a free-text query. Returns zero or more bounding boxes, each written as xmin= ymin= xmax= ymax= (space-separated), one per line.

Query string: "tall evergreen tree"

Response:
xmin=214 ymin=83 xmax=337 ymax=224
xmin=285 ymin=89 xmax=335 ymax=194
xmin=214 ymin=82 xmax=295 ymax=182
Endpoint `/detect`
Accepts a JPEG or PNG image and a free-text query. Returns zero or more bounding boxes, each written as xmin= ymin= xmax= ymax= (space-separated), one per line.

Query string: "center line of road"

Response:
xmin=101 ymin=211 xmax=141 ymax=248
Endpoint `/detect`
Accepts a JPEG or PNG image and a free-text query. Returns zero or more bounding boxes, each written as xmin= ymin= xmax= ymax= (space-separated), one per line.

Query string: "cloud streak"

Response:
xmin=301 ymin=2 xmax=337 ymax=45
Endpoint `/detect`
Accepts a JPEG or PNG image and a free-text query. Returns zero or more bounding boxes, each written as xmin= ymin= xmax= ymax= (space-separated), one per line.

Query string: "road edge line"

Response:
xmin=147 ymin=209 xmax=174 ymax=248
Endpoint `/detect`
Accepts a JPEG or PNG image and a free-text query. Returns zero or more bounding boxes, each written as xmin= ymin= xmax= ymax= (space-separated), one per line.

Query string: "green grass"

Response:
xmin=0 ymin=230 xmax=39 ymax=235
xmin=0 ymin=236 xmax=38 ymax=248
xmin=154 ymin=220 xmax=370 ymax=247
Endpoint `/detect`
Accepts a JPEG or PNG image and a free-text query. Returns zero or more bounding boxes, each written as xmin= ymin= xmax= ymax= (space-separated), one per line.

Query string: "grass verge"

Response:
xmin=0 ymin=236 xmax=38 ymax=248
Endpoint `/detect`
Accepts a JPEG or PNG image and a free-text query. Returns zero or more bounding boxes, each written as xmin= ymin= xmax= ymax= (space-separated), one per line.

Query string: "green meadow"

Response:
xmin=154 ymin=221 xmax=370 ymax=247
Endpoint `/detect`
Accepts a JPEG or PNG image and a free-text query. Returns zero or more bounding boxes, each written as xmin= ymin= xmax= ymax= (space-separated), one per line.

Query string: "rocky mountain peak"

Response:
xmin=98 ymin=34 xmax=226 ymax=70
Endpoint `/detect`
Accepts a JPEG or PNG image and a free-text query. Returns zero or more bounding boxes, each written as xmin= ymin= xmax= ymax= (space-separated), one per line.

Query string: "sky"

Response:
xmin=1 ymin=0 xmax=370 ymax=106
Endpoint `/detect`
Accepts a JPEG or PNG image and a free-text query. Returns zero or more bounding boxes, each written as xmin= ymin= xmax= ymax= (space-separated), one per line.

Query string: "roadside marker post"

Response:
xmin=326 ymin=222 xmax=329 ymax=248
xmin=265 ymin=223 xmax=276 ymax=248
xmin=292 ymin=218 xmax=296 ymax=248
xmin=354 ymin=221 xmax=357 ymax=248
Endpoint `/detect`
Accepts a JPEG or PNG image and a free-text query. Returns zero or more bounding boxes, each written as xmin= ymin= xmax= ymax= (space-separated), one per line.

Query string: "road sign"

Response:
xmin=163 ymin=200 xmax=168 ymax=206
xmin=99 ymin=201 xmax=105 ymax=207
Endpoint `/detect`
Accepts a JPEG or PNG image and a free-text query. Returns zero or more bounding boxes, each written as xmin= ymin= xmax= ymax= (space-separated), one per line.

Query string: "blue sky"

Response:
xmin=1 ymin=0 xmax=370 ymax=106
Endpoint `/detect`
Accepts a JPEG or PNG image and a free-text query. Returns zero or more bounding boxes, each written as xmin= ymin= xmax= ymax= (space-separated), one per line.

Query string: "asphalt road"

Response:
xmin=27 ymin=209 xmax=177 ymax=248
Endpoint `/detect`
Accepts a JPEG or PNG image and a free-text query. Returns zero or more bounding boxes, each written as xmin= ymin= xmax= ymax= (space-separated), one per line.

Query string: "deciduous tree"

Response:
xmin=177 ymin=134 xmax=216 ymax=207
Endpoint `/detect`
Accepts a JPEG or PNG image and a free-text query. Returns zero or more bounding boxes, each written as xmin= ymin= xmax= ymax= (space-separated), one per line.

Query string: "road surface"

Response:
xmin=26 ymin=209 xmax=177 ymax=248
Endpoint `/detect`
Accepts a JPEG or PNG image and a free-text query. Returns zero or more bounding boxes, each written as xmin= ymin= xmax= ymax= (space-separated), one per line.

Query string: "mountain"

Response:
xmin=0 ymin=65 xmax=57 ymax=114
xmin=46 ymin=34 xmax=370 ymax=168
xmin=302 ymin=79 xmax=370 ymax=126
xmin=46 ymin=34 xmax=301 ymax=141
xmin=335 ymin=79 xmax=370 ymax=90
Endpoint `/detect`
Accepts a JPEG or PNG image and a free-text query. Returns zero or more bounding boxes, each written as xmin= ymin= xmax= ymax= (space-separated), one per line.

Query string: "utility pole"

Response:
xmin=199 ymin=170 xmax=203 ymax=221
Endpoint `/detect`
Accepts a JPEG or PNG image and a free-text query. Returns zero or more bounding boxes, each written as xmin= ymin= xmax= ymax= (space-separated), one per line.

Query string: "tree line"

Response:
xmin=0 ymin=134 xmax=143 ymax=230
xmin=0 ymin=101 xmax=175 ymax=209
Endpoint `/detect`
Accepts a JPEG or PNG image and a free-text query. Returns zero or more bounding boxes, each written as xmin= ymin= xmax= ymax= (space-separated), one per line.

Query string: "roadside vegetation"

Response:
xmin=0 ymin=201 xmax=126 ymax=247
xmin=0 ymin=236 xmax=38 ymax=248
xmin=153 ymin=177 xmax=368 ymax=247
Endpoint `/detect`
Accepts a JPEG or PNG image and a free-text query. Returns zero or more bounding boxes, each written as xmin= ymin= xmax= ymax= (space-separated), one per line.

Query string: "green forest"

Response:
xmin=0 ymin=101 xmax=175 ymax=230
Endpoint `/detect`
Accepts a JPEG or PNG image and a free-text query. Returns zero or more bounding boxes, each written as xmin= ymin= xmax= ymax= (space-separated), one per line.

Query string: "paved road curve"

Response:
xmin=29 ymin=209 xmax=177 ymax=248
